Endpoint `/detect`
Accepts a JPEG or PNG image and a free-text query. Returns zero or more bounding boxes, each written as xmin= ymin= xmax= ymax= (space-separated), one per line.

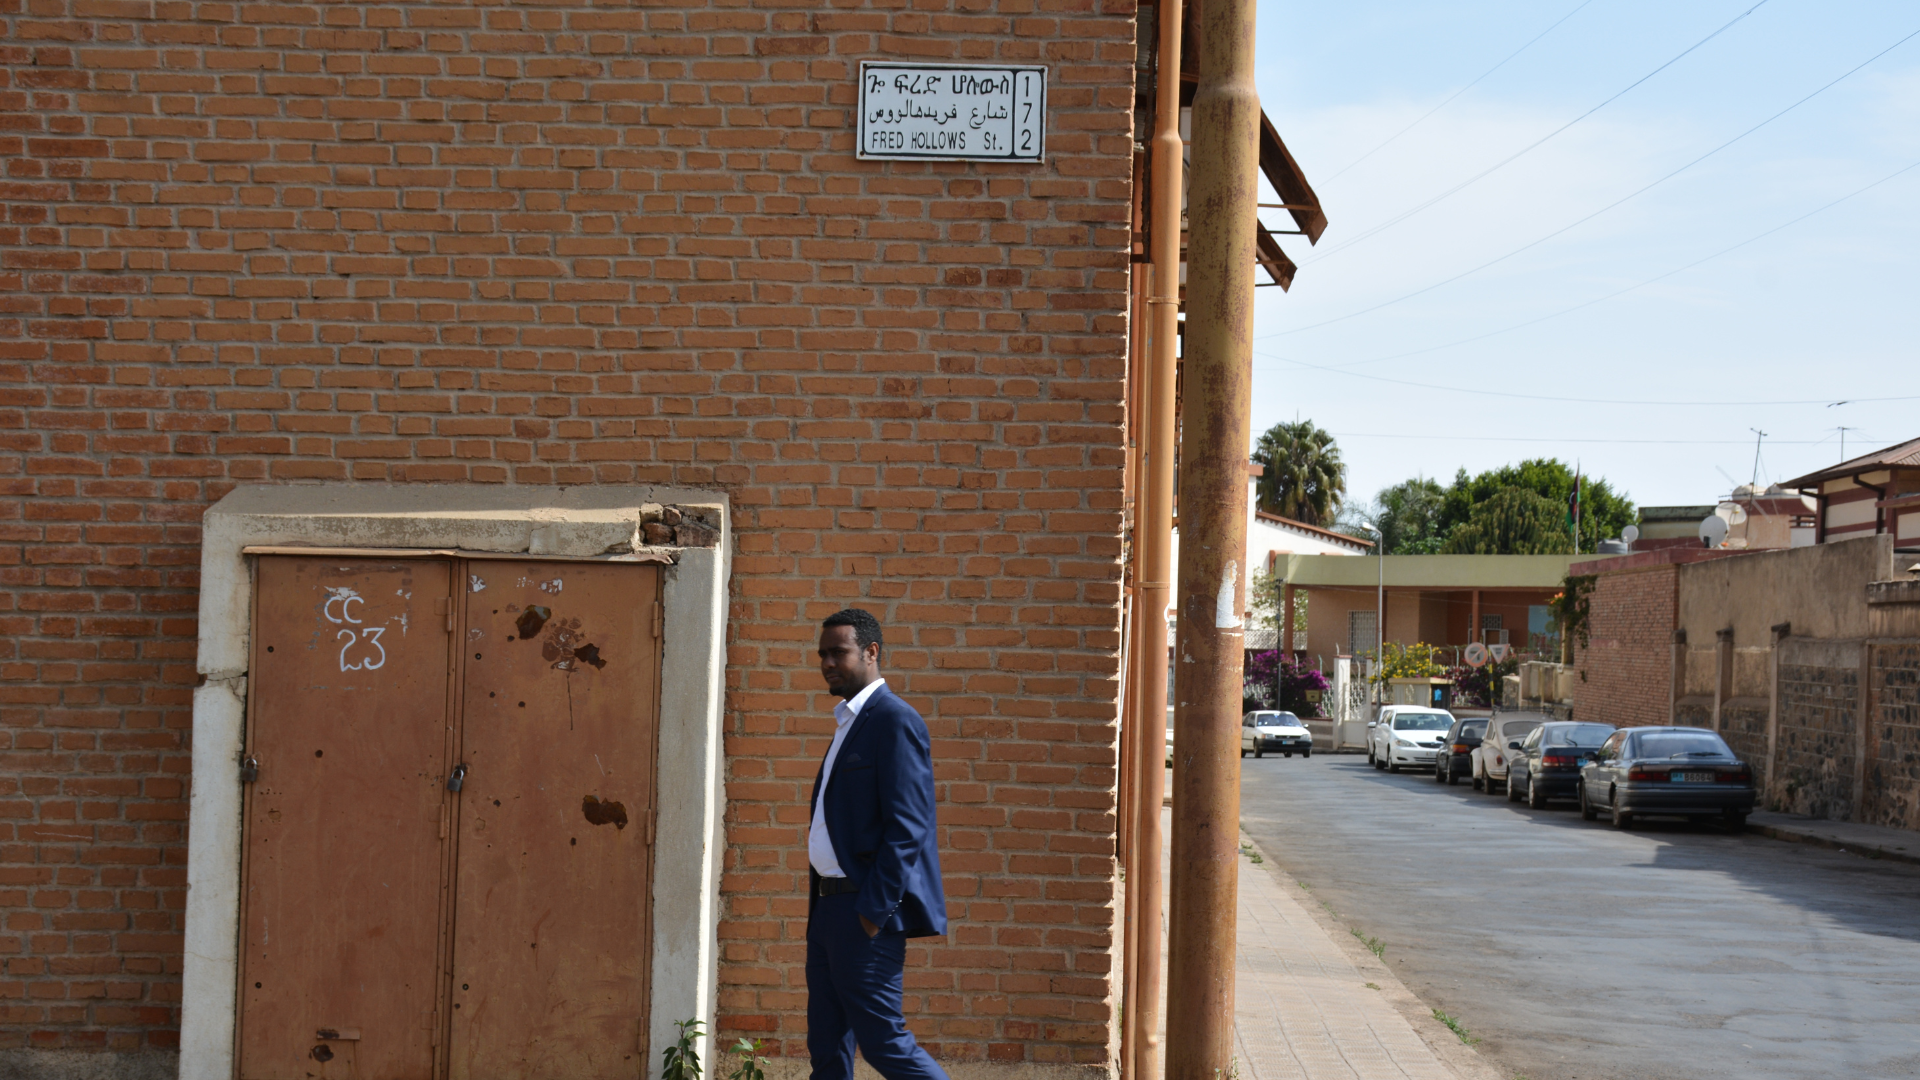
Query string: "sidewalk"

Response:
xmin=1156 ymin=810 xmax=1498 ymax=1080
xmin=1748 ymin=809 xmax=1920 ymax=866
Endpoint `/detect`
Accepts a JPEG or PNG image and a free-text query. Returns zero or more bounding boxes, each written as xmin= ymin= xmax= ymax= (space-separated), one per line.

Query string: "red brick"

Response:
xmin=0 ymin=0 xmax=1136 ymax=1062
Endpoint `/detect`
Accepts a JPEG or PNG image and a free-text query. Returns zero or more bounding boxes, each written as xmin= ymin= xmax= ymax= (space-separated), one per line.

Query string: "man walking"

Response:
xmin=807 ymin=608 xmax=949 ymax=1080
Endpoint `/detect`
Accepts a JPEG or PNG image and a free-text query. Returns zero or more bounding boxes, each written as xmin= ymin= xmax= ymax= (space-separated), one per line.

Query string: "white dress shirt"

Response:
xmin=810 ymin=678 xmax=886 ymax=878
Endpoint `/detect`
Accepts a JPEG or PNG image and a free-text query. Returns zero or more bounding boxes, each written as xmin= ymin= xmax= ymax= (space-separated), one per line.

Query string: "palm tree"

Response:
xmin=1252 ymin=420 xmax=1346 ymax=527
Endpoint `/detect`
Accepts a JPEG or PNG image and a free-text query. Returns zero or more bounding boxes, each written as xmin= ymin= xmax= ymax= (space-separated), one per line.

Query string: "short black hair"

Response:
xmin=822 ymin=608 xmax=883 ymax=652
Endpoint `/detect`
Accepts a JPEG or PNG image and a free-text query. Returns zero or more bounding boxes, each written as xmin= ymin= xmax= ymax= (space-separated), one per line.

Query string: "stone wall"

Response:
xmin=1866 ymin=643 xmax=1920 ymax=830
xmin=1718 ymin=700 xmax=1769 ymax=786
xmin=1775 ymin=639 xmax=1861 ymax=821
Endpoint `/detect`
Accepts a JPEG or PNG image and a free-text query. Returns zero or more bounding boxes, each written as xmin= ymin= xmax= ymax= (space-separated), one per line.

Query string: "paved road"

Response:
xmin=1234 ymin=749 xmax=1920 ymax=1080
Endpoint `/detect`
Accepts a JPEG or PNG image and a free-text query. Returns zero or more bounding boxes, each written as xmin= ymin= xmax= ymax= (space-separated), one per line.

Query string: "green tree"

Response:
xmin=1373 ymin=477 xmax=1446 ymax=554
xmin=1252 ymin=420 xmax=1346 ymax=527
xmin=1435 ymin=459 xmax=1633 ymax=554
xmin=1248 ymin=567 xmax=1309 ymax=638
xmin=1442 ymin=487 xmax=1573 ymax=555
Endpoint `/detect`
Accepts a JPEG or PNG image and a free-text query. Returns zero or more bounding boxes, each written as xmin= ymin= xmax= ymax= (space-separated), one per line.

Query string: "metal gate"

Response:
xmin=236 ymin=555 xmax=664 ymax=1080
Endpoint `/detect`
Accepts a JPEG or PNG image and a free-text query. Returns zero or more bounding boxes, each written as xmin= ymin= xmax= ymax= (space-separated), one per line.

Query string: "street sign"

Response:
xmin=1488 ymin=643 xmax=1510 ymax=663
xmin=1305 ymin=690 xmax=1322 ymax=703
xmin=1463 ymin=642 xmax=1489 ymax=668
xmin=857 ymin=62 xmax=1047 ymax=162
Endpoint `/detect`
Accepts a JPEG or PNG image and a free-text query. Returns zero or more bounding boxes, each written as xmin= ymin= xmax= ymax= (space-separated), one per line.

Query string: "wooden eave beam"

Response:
xmin=1257 ymin=111 xmax=1326 ymax=244
xmin=1254 ymin=222 xmax=1295 ymax=291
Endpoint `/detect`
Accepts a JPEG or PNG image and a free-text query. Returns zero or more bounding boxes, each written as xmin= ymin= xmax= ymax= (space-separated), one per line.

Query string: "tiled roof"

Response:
xmin=1254 ymin=510 xmax=1374 ymax=549
xmin=1781 ymin=436 xmax=1920 ymax=489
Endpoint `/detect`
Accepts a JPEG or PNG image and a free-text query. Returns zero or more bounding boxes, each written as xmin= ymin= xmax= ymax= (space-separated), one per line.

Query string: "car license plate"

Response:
xmin=1674 ymin=771 xmax=1715 ymax=783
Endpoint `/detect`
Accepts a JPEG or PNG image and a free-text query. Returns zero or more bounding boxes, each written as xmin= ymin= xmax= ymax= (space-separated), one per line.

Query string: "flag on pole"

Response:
xmin=1567 ymin=467 xmax=1583 ymax=549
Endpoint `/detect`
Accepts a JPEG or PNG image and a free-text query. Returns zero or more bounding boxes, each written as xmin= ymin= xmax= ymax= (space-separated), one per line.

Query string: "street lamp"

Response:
xmin=1358 ymin=523 xmax=1383 ymax=711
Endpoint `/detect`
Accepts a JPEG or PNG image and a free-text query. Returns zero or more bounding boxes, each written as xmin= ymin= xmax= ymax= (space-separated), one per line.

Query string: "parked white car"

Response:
xmin=1367 ymin=706 xmax=1455 ymax=772
xmin=1472 ymin=715 xmax=1546 ymax=792
xmin=1241 ymin=710 xmax=1312 ymax=759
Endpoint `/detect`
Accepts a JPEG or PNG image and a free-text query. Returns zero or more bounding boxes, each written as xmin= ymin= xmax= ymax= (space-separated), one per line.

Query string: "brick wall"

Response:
xmin=1571 ymin=565 xmax=1675 ymax=729
xmin=0 ymin=0 xmax=1138 ymax=1066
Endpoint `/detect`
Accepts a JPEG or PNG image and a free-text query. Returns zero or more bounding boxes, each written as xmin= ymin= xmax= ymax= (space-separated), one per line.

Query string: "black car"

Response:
xmin=1505 ymin=721 xmax=1615 ymax=808
xmin=1578 ymin=726 xmax=1757 ymax=830
xmin=1432 ymin=717 xmax=1489 ymax=786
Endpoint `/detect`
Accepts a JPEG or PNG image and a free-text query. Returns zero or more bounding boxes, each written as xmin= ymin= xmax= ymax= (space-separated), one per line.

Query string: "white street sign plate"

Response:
xmin=857 ymin=61 xmax=1046 ymax=162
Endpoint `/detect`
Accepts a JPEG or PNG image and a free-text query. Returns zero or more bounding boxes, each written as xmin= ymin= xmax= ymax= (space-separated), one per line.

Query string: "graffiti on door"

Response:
xmin=322 ymin=585 xmax=390 ymax=671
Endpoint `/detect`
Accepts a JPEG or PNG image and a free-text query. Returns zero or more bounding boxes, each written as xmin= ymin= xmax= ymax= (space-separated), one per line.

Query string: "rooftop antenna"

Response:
xmin=1715 ymin=464 xmax=1740 ymax=500
xmin=1835 ymin=426 xmax=1857 ymax=462
xmin=1748 ymin=429 xmax=1767 ymax=497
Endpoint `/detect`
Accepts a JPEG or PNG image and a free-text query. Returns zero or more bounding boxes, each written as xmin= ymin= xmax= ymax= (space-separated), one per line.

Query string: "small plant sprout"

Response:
xmin=727 ymin=1038 xmax=767 ymax=1080
xmin=662 ymin=1019 xmax=705 ymax=1080
xmin=1349 ymin=928 xmax=1385 ymax=959
xmin=1432 ymin=1009 xmax=1479 ymax=1045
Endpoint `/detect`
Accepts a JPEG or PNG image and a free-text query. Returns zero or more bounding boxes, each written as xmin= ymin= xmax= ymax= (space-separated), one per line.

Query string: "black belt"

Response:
xmin=815 ymin=876 xmax=858 ymax=897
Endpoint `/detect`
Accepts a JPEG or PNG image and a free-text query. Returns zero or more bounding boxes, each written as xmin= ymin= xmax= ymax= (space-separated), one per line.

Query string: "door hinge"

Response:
xmin=436 ymin=596 xmax=453 ymax=632
xmin=651 ymin=600 xmax=663 ymax=640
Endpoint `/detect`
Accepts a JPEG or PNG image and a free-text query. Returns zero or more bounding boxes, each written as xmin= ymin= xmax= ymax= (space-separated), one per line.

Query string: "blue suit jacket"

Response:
xmin=809 ymin=683 xmax=948 ymax=938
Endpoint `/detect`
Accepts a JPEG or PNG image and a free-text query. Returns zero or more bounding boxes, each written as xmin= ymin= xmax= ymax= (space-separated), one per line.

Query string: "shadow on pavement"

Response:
xmin=1267 ymin=754 xmax=1920 ymax=946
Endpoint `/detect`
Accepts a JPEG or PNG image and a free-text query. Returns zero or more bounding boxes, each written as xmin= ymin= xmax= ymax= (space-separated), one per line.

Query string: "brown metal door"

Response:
xmin=238 ymin=557 xmax=456 ymax=1080
xmin=448 ymin=562 xmax=662 ymax=1080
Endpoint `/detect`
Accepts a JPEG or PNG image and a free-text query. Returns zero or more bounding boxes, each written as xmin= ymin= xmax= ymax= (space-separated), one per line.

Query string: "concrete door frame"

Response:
xmin=181 ymin=485 xmax=730 ymax=1080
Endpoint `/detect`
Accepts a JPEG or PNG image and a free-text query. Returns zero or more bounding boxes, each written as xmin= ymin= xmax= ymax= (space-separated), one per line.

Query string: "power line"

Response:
xmin=1305 ymin=0 xmax=1772 ymax=262
xmin=1328 ymin=432 xmax=1843 ymax=445
xmin=1321 ymin=0 xmax=1601 ymax=183
xmin=1309 ymin=156 xmax=1920 ymax=371
xmin=1253 ymin=351 xmax=1920 ymax=407
xmin=1264 ymin=22 xmax=1920 ymax=339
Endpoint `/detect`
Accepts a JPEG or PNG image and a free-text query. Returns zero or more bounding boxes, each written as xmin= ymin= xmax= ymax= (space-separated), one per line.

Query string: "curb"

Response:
xmin=1746 ymin=822 xmax=1920 ymax=868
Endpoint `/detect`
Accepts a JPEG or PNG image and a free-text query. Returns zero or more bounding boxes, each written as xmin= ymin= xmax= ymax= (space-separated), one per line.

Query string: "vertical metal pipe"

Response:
xmin=1118 ymin=256 xmax=1145 ymax=1080
xmin=1128 ymin=0 xmax=1183 ymax=1073
xmin=1164 ymin=0 xmax=1255 ymax=1065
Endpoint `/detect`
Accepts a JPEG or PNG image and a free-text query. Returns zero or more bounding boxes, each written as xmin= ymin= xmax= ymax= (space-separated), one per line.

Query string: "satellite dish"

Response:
xmin=1622 ymin=525 xmax=1640 ymax=544
xmin=1699 ymin=515 xmax=1729 ymax=548
xmin=1716 ymin=501 xmax=1748 ymax=526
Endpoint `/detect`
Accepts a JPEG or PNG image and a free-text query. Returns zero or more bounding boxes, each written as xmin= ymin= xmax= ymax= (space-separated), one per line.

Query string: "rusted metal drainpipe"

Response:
xmin=1165 ymin=0 xmax=1257 ymax=1066
xmin=1126 ymin=0 xmax=1183 ymax=1074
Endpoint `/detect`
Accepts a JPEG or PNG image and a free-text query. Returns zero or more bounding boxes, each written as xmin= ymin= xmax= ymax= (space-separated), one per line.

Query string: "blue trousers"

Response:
xmin=806 ymin=894 xmax=949 ymax=1080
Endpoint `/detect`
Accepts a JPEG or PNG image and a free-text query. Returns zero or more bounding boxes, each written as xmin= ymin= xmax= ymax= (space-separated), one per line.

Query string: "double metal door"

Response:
xmin=236 ymin=555 xmax=662 ymax=1079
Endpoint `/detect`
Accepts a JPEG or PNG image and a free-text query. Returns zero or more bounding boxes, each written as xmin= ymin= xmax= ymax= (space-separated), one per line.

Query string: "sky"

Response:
xmin=1248 ymin=0 xmax=1920 ymax=518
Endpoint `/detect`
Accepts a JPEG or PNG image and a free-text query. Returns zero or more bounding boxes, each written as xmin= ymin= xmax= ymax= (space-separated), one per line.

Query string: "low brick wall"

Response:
xmin=1571 ymin=565 xmax=1676 ymax=728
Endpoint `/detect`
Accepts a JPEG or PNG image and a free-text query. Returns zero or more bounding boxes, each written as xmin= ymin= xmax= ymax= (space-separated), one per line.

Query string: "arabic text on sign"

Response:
xmin=856 ymin=62 xmax=1046 ymax=163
